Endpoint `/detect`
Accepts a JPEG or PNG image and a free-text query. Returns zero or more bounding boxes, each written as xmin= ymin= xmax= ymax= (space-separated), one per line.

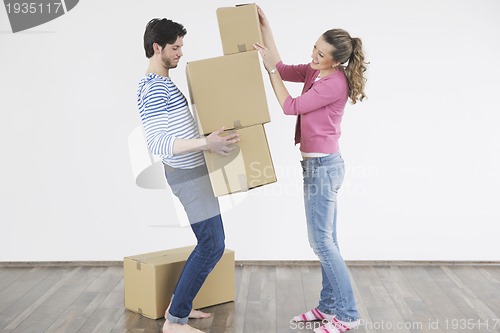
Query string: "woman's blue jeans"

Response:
xmin=301 ymin=152 xmax=359 ymax=322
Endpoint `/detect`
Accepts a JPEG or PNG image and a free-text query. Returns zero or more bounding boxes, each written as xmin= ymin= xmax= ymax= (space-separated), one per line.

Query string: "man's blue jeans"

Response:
xmin=164 ymin=164 xmax=225 ymax=324
xmin=301 ymin=152 xmax=359 ymax=322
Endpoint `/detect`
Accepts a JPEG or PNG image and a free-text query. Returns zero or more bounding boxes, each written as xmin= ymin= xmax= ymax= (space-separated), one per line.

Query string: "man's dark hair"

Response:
xmin=143 ymin=18 xmax=187 ymax=58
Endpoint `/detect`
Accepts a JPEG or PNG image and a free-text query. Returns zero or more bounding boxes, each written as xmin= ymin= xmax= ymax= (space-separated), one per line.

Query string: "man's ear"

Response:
xmin=153 ymin=43 xmax=162 ymax=54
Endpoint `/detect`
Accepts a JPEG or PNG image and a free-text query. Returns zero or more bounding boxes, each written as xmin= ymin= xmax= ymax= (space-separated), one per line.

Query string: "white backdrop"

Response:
xmin=1 ymin=0 xmax=499 ymax=261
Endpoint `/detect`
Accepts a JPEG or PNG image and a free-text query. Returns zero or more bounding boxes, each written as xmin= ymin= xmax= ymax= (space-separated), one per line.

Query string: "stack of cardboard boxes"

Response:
xmin=186 ymin=4 xmax=276 ymax=197
xmin=124 ymin=5 xmax=274 ymax=319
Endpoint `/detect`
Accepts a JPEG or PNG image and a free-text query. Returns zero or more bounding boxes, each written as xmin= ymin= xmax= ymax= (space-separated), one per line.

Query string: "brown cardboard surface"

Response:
xmin=186 ymin=50 xmax=270 ymax=135
xmin=124 ymin=246 xmax=235 ymax=319
xmin=216 ymin=4 xmax=263 ymax=55
xmin=203 ymin=124 xmax=276 ymax=197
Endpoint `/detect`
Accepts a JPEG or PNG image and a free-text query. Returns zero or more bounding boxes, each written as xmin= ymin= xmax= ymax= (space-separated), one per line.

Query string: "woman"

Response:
xmin=254 ymin=7 xmax=367 ymax=333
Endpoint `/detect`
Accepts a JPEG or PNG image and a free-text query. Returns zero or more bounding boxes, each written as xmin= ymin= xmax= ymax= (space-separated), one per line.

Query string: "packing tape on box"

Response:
xmin=237 ymin=44 xmax=247 ymax=52
xmin=136 ymin=260 xmax=142 ymax=271
xmin=233 ymin=119 xmax=242 ymax=129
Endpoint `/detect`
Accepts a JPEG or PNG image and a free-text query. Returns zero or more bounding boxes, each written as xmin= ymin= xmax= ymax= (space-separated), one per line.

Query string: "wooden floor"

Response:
xmin=1 ymin=264 xmax=500 ymax=333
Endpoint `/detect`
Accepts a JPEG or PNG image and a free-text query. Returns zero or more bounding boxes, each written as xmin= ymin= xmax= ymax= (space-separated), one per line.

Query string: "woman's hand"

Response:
xmin=253 ymin=42 xmax=279 ymax=73
xmin=256 ymin=5 xmax=270 ymax=31
xmin=254 ymin=6 xmax=281 ymax=73
xmin=253 ymin=6 xmax=289 ymax=109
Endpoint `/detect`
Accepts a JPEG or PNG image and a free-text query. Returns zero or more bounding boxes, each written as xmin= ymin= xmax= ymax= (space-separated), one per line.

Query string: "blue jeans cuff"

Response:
xmin=167 ymin=311 xmax=189 ymax=325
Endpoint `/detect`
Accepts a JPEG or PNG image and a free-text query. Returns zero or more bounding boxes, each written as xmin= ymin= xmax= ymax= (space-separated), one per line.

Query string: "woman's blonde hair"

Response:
xmin=322 ymin=29 xmax=368 ymax=104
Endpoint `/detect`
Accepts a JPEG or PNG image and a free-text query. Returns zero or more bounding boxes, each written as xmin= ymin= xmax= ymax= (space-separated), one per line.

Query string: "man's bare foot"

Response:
xmin=162 ymin=320 xmax=204 ymax=333
xmin=165 ymin=304 xmax=211 ymax=320
xmin=188 ymin=309 xmax=211 ymax=319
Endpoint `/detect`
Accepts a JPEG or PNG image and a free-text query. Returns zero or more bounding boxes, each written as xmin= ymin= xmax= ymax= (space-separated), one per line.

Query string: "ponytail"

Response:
xmin=345 ymin=37 xmax=367 ymax=104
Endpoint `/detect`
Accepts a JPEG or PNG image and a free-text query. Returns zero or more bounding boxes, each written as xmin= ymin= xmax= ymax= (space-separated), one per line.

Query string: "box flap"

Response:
xmin=124 ymin=246 xmax=195 ymax=265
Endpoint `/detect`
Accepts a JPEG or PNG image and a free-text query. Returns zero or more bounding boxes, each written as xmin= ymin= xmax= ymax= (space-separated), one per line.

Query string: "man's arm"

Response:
xmin=172 ymin=127 xmax=239 ymax=156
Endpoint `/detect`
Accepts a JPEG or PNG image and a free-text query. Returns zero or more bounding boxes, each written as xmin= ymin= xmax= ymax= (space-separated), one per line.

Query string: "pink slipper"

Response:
xmin=292 ymin=308 xmax=334 ymax=322
xmin=313 ymin=318 xmax=360 ymax=333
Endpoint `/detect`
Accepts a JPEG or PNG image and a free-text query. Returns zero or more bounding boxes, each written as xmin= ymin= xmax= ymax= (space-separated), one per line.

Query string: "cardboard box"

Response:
xmin=186 ymin=50 xmax=270 ymax=135
xmin=216 ymin=4 xmax=263 ymax=55
xmin=204 ymin=124 xmax=276 ymax=197
xmin=124 ymin=246 xmax=235 ymax=319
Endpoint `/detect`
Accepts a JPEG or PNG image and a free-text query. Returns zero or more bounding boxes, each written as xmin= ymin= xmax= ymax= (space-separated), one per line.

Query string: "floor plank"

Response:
xmin=7 ymin=267 xmax=82 ymax=332
xmin=275 ymin=265 xmax=310 ymax=333
xmin=351 ymin=266 xmax=412 ymax=333
xmin=1 ymin=264 xmax=500 ymax=333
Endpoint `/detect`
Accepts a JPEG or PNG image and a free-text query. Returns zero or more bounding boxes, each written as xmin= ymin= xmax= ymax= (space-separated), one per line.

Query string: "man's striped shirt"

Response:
xmin=136 ymin=73 xmax=204 ymax=169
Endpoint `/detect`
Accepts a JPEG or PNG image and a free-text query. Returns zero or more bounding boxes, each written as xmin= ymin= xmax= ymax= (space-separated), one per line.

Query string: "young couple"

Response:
xmin=136 ymin=6 xmax=367 ymax=333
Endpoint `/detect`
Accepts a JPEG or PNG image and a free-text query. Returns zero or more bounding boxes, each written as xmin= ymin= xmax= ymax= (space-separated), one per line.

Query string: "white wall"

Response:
xmin=1 ymin=0 xmax=499 ymax=262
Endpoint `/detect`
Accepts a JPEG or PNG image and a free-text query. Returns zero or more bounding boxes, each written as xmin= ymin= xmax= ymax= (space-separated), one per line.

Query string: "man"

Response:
xmin=137 ymin=18 xmax=239 ymax=333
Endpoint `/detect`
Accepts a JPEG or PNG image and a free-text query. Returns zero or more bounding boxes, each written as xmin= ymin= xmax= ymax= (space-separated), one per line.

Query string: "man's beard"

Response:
xmin=163 ymin=58 xmax=179 ymax=69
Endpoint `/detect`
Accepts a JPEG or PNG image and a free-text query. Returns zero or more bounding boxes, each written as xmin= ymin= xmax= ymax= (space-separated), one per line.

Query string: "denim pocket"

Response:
xmin=326 ymin=163 xmax=345 ymax=192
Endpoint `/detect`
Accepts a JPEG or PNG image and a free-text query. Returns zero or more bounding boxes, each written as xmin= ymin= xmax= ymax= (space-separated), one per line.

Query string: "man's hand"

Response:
xmin=205 ymin=127 xmax=240 ymax=156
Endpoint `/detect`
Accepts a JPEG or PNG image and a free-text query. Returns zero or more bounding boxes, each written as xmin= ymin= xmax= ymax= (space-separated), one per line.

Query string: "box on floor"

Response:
xmin=124 ymin=246 xmax=235 ymax=319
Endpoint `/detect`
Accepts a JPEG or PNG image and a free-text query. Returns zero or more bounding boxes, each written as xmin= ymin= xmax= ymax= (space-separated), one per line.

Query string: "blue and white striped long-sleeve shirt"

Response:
xmin=137 ymin=73 xmax=205 ymax=169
